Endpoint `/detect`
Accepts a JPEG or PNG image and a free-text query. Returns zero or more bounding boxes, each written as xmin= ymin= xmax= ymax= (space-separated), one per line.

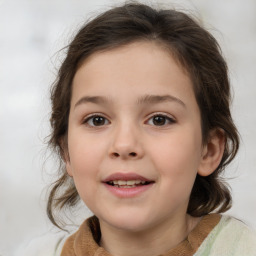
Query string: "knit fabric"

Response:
xmin=16 ymin=214 xmax=256 ymax=256
xmin=195 ymin=215 xmax=256 ymax=256
xmin=60 ymin=213 xmax=236 ymax=256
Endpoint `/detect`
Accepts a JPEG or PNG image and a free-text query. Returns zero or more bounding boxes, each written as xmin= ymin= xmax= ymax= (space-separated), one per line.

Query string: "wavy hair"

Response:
xmin=47 ymin=2 xmax=239 ymax=228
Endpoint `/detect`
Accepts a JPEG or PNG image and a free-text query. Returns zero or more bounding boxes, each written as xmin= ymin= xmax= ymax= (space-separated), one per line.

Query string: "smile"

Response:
xmin=103 ymin=173 xmax=155 ymax=197
xmin=107 ymin=180 xmax=153 ymax=188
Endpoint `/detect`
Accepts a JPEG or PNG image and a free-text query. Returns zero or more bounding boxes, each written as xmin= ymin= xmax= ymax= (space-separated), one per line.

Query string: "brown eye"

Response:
xmin=147 ymin=114 xmax=175 ymax=126
xmin=153 ymin=116 xmax=166 ymax=126
xmin=84 ymin=115 xmax=110 ymax=127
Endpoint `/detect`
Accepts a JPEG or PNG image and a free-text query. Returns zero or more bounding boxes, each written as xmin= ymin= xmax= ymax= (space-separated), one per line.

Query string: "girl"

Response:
xmin=47 ymin=2 xmax=256 ymax=255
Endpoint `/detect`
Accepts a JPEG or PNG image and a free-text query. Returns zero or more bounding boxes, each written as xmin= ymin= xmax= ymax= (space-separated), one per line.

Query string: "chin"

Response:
xmin=99 ymin=210 xmax=155 ymax=233
xmin=112 ymin=221 xmax=150 ymax=233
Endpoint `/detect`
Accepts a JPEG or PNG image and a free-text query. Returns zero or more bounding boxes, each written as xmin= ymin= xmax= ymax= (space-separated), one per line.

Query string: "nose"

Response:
xmin=109 ymin=123 xmax=144 ymax=160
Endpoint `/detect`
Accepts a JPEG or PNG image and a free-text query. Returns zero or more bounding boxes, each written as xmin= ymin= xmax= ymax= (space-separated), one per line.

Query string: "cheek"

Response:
xmin=67 ymin=133 xmax=111 ymax=206
xmin=152 ymin=134 xmax=201 ymax=165
xmin=148 ymin=128 xmax=202 ymax=183
xmin=68 ymin=133 xmax=107 ymax=172
xmin=67 ymin=137 xmax=102 ymax=202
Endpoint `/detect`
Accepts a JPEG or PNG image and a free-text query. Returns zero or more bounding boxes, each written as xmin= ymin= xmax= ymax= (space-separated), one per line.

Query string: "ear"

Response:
xmin=65 ymin=157 xmax=73 ymax=177
xmin=198 ymin=128 xmax=225 ymax=177
xmin=60 ymin=137 xmax=73 ymax=177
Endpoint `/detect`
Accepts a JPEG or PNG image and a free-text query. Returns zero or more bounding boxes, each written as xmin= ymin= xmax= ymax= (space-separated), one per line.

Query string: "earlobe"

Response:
xmin=65 ymin=161 xmax=73 ymax=177
xmin=60 ymin=137 xmax=73 ymax=177
xmin=198 ymin=129 xmax=225 ymax=177
xmin=63 ymin=152 xmax=73 ymax=177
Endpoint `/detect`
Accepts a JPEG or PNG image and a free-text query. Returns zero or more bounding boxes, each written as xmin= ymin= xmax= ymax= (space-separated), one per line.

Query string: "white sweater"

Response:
xmin=195 ymin=215 xmax=256 ymax=256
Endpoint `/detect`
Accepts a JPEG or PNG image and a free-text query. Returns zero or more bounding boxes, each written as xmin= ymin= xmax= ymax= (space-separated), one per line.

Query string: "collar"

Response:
xmin=61 ymin=214 xmax=221 ymax=256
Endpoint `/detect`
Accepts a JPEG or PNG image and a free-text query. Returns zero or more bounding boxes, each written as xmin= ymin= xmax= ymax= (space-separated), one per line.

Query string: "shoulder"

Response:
xmin=15 ymin=231 xmax=69 ymax=256
xmin=195 ymin=214 xmax=256 ymax=256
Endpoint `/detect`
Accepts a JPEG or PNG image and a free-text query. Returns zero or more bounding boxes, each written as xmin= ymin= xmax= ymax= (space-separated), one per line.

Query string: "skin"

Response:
xmin=65 ymin=41 xmax=225 ymax=256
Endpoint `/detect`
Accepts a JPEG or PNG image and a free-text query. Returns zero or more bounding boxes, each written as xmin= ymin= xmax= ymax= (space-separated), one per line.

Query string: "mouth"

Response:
xmin=102 ymin=172 xmax=155 ymax=198
xmin=102 ymin=172 xmax=155 ymax=188
xmin=106 ymin=180 xmax=153 ymax=188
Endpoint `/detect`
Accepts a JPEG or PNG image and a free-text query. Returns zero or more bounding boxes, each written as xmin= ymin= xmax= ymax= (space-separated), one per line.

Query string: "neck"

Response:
xmin=99 ymin=214 xmax=200 ymax=256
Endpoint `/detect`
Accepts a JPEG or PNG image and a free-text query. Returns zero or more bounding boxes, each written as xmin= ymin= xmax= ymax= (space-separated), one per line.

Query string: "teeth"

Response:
xmin=117 ymin=180 xmax=127 ymax=185
xmin=127 ymin=180 xmax=136 ymax=185
xmin=109 ymin=180 xmax=147 ymax=186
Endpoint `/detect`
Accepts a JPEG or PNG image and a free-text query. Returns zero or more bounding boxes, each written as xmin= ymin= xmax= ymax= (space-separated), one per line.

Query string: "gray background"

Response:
xmin=1 ymin=0 xmax=256 ymax=255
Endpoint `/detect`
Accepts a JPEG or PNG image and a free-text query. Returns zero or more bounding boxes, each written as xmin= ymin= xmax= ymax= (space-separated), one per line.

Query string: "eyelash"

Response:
xmin=147 ymin=113 xmax=176 ymax=126
xmin=82 ymin=113 xmax=110 ymax=127
xmin=82 ymin=113 xmax=176 ymax=127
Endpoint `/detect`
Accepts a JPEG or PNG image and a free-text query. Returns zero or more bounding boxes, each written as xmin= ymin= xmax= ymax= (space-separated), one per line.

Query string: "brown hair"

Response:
xmin=47 ymin=2 xmax=239 ymax=228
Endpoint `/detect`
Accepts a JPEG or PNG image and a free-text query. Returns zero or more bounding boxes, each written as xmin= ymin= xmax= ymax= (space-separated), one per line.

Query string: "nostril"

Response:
xmin=110 ymin=151 xmax=137 ymax=158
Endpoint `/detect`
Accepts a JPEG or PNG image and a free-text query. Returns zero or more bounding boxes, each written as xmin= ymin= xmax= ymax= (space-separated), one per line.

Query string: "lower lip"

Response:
xmin=103 ymin=183 xmax=154 ymax=198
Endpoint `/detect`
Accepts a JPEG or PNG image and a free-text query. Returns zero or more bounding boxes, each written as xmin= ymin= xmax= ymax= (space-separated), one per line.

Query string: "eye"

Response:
xmin=147 ymin=114 xmax=175 ymax=126
xmin=83 ymin=114 xmax=110 ymax=127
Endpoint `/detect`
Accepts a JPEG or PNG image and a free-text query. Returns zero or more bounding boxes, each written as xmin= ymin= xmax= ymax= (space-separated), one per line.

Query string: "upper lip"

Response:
xmin=102 ymin=172 xmax=153 ymax=182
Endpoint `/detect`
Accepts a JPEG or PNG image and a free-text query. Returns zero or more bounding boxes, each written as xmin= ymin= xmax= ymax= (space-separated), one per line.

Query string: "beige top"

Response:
xmin=60 ymin=214 xmax=221 ymax=256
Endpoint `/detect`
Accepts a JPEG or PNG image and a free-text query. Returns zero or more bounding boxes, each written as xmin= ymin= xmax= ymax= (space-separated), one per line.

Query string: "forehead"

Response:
xmin=77 ymin=41 xmax=188 ymax=77
xmin=71 ymin=41 xmax=196 ymax=108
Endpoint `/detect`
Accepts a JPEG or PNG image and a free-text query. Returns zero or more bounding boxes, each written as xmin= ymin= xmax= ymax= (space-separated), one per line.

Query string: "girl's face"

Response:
xmin=66 ymin=41 xmax=212 ymax=233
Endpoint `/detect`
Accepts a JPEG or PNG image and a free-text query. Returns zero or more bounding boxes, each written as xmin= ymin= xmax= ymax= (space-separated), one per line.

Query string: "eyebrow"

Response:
xmin=136 ymin=94 xmax=186 ymax=107
xmin=74 ymin=94 xmax=186 ymax=108
xmin=74 ymin=96 xmax=110 ymax=108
